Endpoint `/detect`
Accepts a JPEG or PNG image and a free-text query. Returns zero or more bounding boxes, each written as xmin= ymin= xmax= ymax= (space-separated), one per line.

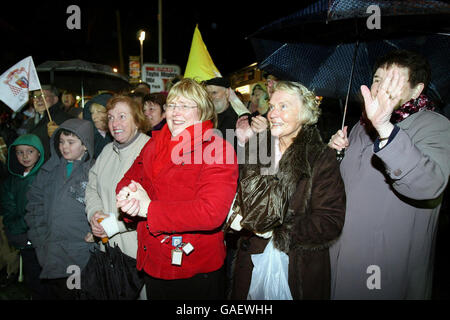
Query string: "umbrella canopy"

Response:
xmin=252 ymin=0 xmax=450 ymax=44
xmin=249 ymin=0 xmax=450 ymax=105
xmin=80 ymin=242 xmax=144 ymax=300
xmin=37 ymin=60 xmax=131 ymax=95
xmin=251 ymin=34 xmax=450 ymax=105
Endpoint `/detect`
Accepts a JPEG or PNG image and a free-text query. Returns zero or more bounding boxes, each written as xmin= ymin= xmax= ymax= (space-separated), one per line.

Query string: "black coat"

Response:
xmin=217 ymin=104 xmax=239 ymax=150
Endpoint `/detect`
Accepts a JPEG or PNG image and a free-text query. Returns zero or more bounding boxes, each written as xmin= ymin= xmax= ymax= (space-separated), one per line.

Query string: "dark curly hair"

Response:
xmin=373 ymin=50 xmax=431 ymax=90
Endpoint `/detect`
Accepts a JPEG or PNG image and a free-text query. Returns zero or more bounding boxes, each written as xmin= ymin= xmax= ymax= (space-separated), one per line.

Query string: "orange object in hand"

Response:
xmin=97 ymin=218 xmax=109 ymax=244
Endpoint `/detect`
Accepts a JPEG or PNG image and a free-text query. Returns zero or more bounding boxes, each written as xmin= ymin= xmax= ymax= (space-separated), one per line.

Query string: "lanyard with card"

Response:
xmin=170 ymin=235 xmax=195 ymax=266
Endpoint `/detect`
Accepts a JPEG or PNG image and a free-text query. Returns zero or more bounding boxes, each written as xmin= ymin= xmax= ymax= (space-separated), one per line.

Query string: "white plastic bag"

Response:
xmin=247 ymin=238 xmax=293 ymax=300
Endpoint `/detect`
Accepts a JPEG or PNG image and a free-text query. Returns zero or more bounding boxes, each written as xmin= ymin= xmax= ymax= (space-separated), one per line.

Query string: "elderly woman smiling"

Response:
xmin=230 ymin=81 xmax=346 ymax=300
xmin=115 ymin=78 xmax=238 ymax=300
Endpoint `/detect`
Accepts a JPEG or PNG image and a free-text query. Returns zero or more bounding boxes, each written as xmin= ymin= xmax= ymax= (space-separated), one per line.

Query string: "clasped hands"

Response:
xmin=116 ymin=180 xmax=150 ymax=218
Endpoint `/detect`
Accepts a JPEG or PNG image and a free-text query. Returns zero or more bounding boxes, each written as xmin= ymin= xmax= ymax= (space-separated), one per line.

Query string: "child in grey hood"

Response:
xmin=25 ymin=118 xmax=96 ymax=299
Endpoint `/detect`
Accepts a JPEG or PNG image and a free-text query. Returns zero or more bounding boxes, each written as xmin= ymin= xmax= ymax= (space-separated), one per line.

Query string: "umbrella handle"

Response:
xmin=336 ymin=149 xmax=345 ymax=162
xmin=97 ymin=218 xmax=109 ymax=244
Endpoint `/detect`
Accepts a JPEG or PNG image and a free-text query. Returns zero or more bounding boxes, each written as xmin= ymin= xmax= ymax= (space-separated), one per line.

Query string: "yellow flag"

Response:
xmin=184 ymin=25 xmax=221 ymax=82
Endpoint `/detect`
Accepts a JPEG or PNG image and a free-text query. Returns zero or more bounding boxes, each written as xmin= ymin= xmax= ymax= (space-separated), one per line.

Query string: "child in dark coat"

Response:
xmin=25 ymin=119 xmax=96 ymax=299
xmin=0 ymin=134 xmax=45 ymax=298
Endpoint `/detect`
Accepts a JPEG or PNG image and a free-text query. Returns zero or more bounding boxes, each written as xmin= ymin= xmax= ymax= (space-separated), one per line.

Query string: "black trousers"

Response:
xmin=144 ymin=265 xmax=226 ymax=300
xmin=41 ymin=277 xmax=80 ymax=300
xmin=20 ymin=246 xmax=49 ymax=300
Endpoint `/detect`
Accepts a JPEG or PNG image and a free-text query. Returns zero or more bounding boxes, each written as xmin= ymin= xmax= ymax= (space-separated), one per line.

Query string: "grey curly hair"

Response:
xmin=272 ymin=81 xmax=321 ymax=126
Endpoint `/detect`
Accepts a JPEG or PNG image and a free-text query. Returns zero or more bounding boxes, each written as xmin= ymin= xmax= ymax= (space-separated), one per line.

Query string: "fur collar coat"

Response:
xmin=231 ymin=125 xmax=346 ymax=299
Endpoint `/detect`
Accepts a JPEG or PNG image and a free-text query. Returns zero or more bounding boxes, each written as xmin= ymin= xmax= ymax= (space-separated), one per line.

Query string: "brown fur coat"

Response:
xmin=231 ymin=126 xmax=346 ymax=299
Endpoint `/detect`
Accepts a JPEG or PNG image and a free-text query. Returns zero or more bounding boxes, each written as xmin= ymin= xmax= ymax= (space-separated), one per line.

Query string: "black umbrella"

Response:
xmin=36 ymin=60 xmax=131 ymax=96
xmin=249 ymin=0 xmax=450 ymax=123
xmin=79 ymin=240 xmax=144 ymax=300
xmin=251 ymin=34 xmax=450 ymax=105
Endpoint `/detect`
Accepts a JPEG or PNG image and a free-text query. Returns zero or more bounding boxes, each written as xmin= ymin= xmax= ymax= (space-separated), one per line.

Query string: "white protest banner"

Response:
xmin=0 ymin=56 xmax=41 ymax=112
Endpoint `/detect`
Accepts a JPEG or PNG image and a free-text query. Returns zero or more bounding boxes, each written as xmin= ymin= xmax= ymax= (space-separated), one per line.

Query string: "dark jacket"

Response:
xmin=0 ymin=134 xmax=44 ymax=240
xmin=82 ymin=93 xmax=113 ymax=159
xmin=218 ymin=104 xmax=239 ymax=148
xmin=24 ymin=101 xmax=73 ymax=162
xmin=231 ymin=126 xmax=346 ymax=299
xmin=25 ymin=119 xmax=96 ymax=279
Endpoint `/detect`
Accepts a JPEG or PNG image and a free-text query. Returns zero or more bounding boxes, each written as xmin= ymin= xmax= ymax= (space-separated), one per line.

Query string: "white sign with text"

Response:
xmin=142 ymin=64 xmax=181 ymax=93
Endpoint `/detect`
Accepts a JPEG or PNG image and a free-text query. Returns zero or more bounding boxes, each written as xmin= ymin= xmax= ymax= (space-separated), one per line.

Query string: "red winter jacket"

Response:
xmin=116 ymin=123 xmax=238 ymax=280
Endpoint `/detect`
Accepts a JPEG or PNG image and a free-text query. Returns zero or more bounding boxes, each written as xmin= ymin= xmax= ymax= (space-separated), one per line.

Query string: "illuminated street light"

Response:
xmin=138 ymin=29 xmax=146 ymax=81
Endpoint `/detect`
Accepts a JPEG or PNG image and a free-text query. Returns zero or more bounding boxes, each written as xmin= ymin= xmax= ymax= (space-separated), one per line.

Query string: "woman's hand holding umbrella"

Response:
xmin=116 ymin=180 xmax=150 ymax=218
xmin=90 ymin=211 xmax=109 ymax=239
xmin=328 ymin=126 xmax=349 ymax=151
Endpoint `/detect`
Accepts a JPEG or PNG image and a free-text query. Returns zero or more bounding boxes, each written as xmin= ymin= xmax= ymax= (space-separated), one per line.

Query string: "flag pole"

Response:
xmin=39 ymin=88 xmax=53 ymax=122
xmin=28 ymin=56 xmax=53 ymax=122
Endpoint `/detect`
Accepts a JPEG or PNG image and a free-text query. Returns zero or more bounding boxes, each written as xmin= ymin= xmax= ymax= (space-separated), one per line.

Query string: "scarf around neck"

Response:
xmin=390 ymin=94 xmax=435 ymax=124
xmin=144 ymin=121 xmax=214 ymax=180
xmin=360 ymin=94 xmax=435 ymax=126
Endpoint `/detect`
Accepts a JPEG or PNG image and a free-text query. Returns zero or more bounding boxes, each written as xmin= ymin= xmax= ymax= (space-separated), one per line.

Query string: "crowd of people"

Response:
xmin=0 ymin=49 xmax=449 ymax=300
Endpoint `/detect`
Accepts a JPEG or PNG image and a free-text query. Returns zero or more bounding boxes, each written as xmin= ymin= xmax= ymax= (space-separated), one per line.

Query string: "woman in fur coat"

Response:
xmin=229 ymin=81 xmax=346 ymax=300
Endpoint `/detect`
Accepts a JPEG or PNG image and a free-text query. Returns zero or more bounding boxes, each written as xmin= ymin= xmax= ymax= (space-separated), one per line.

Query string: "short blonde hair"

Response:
xmin=106 ymin=95 xmax=151 ymax=133
xmin=90 ymin=102 xmax=106 ymax=114
xmin=272 ymin=81 xmax=321 ymax=126
xmin=167 ymin=78 xmax=218 ymax=128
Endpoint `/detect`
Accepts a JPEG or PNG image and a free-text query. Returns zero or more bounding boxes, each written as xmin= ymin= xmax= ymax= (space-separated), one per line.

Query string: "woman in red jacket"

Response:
xmin=116 ymin=78 xmax=238 ymax=300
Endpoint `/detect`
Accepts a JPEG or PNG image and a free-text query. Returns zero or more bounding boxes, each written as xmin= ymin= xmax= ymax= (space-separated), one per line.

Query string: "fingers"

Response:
xmin=130 ymin=180 xmax=144 ymax=192
xmin=360 ymin=85 xmax=373 ymax=108
xmin=328 ymin=129 xmax=349 ymax=151
xmin=92 ymin=211 xmax=108 ymax=222
xmin=117 ymin=186 xmax=131 ymax=201
xmin=343 ymin=126 xmax=348 ymax=137
xmin=84 ymin=232 xmax=95 ymax=243
xmin=379 ymin=68 xmax=393 ymax=95
xmin=250 ymin=116 xmax=268 ymax=133
xmin=90 ymin=213 xmax=107 ymax=238
xmin=236 ymin=116 xmax=250 ymax=129
xmin=389 ymin=69 xmax=406 ymax=102
xmin=129 ymin=180 xmax=139 ymax=192
xmin=118 ymin=198 xmax=140 ymax=217
xmin=378 ymin=68 xmax=405 ymax=102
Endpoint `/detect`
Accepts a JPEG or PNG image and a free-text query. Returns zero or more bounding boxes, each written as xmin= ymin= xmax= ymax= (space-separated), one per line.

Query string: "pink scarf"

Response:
xmin=360 ymin=94 xmax=435 ymax=126
xmin=390 ymin=94 xmax=435 ymax=124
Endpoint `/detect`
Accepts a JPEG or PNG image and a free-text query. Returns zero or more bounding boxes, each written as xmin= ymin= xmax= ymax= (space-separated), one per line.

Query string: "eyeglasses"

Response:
xmin=32 ymin=94 xmax=53 ymax=100
xmin=163 ymin=104 xmax=197 ymax=112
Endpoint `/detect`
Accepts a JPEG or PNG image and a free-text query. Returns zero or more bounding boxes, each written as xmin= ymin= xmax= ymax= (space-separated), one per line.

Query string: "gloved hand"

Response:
xmin=47 ymin=121 xmax=59 ymax=137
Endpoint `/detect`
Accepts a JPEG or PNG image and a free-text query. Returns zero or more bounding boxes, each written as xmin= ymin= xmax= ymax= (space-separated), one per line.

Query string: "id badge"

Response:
xmin=172 ymin=236 xmax=182 ymax=248
xmin=182 ymin=242 xmax=194 ymax=255
xmin=171 ymin=248 xmax=183 ymax=266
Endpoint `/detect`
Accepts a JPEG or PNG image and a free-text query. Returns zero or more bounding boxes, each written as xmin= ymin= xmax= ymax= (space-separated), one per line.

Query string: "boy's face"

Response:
xmin=15 ymin=145 xmax=40 ymax=173
xmin=59 ymin=132 xmax=86 ymax=161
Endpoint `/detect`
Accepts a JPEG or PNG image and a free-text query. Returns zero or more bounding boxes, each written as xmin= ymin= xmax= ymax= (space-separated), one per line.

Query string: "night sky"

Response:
xmin=0 ymin=1 xmax=312 ymax=78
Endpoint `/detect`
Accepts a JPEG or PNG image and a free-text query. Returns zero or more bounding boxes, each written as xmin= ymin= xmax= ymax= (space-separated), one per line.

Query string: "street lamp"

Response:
xmin=138 ymin=30 xmax=146 ymax=81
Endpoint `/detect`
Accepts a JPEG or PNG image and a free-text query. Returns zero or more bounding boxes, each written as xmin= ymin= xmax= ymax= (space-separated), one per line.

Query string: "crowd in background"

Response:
xmin=0 ymin=49 xmax=449 ymax=300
